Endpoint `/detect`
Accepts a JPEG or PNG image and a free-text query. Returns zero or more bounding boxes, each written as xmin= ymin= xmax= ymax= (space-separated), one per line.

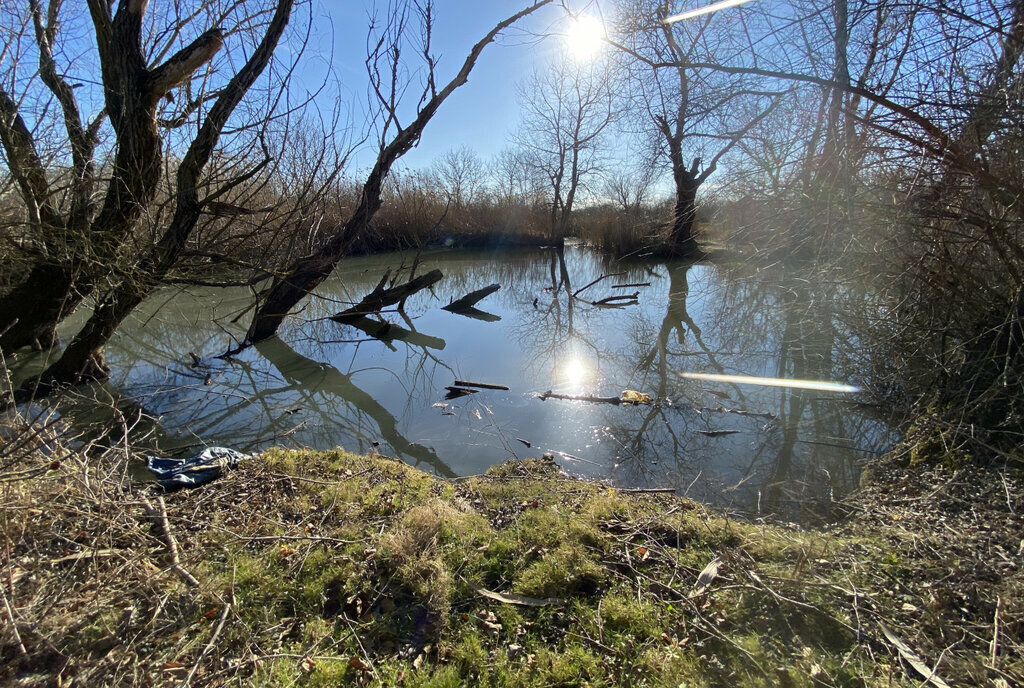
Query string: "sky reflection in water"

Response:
xmin=56 ymin=245 xmax=894 ymax=520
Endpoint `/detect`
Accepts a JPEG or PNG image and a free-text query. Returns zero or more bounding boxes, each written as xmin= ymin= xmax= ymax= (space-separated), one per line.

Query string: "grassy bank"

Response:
xmin=2 ymin=433 xmax=1021 ymax=686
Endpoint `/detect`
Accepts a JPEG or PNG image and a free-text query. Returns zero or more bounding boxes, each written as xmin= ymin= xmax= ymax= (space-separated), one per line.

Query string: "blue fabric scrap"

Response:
xmin=145 ymin=447 xmax=248 ymax=490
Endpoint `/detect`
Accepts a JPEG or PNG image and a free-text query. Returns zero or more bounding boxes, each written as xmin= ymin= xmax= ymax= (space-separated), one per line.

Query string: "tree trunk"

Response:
xmin=669 ymin=156 xmax=702 ymax=257
xmin=24 ymin=0 xmax=291 ymax=390
xmin=333 ymin=269 xmax=443 ymax=321
xmin=0 ymin=263 xmax=78 ymax=352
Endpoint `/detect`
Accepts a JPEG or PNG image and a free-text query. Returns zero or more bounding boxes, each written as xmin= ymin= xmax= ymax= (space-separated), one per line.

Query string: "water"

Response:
xmin=28 ymin=245 xmax=895 ymax=518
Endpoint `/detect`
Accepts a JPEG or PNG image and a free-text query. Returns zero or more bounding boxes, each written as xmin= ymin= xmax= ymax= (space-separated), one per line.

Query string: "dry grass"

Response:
xmin=2 ymin=408 xmax=1021 ymax=686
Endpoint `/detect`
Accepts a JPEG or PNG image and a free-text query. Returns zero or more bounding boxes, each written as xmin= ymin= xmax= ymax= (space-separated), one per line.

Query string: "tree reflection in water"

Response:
xmin=48 ymin=246 xmax=893 ymax=519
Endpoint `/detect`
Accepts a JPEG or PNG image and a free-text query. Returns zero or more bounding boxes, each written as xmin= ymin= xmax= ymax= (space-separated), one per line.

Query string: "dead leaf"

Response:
xmin=468 ymin=582 xmax=565 ymax=607
xmin=690 ymin=557 xmax=721 ymax=597
xmin=348 ymin=655 xmax=371 ymax=672
xmin=879 ymin=622 xmax=951 ymax=688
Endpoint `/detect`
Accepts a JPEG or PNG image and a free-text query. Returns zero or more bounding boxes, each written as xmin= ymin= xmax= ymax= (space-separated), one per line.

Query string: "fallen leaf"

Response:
xmin=468 ymin=582 xmax=565 ymax=607
xmin=348 ymin=655 xmax=371 ymax=672
xmin=690 ymin=557 xmax=721 ymax=597
xmin=879 ymin=622 xmax=951 ymax=688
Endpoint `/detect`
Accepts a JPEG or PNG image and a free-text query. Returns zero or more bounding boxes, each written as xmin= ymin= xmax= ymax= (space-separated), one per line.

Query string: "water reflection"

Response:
xmin=38 ymin=245 xmax=893 ymax=518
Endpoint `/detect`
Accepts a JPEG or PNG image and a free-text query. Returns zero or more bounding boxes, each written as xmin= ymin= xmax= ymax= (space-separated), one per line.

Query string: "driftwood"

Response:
xmin=538 ymin=389 xmax=652 ymax=405
xmin=612 ymin=282 xmax=651 ymax=289
xmin=332 ymin=269 xmax=443 ymax=321
xmin=443 ymin=284 xmax=501 ymax=312
xmin=538 ymin=390 xmax=622 ymax=404
xmin=445 ymin=386 xmax=478 ymax=399
xmin=454 ymin=379 xmax=509 ymax=390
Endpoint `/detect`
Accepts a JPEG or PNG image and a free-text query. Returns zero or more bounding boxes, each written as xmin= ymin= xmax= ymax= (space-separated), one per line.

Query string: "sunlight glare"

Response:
xmin=663 ymin=0 xmax=759 ymax=24
xmin=566 ymin=15 xmax=605 ymax=61
xmin=679 ymin=371 xmax=860 ymax=393
xmin=563 ymin=357 xmax=589 ymax=388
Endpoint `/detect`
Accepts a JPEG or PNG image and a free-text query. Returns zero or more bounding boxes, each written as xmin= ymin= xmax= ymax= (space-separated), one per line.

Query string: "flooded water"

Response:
xmin=27 ymin=245 xmax=895 ymax=518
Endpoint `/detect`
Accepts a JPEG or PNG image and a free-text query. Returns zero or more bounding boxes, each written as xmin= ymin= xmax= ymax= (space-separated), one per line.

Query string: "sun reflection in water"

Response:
xmin=556 ymin=355 xmax=595 ymax=392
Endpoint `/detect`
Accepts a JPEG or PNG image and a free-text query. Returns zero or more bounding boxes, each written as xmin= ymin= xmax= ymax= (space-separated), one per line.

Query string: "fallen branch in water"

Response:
xmin=538 ymin=390 xmax=652 ymax=405
xmin=443 ymin=284 xmax=501 ymax=312
xmin=454 ymin=379 xmax=509 ymax=390
xmin=589 ymin=292 xmax=639 ymax=306
xmin=572 ymin=272 xmax=626 ymax=298
xmin=612 ymin=282 xmax=651 ymax=289
xmin=538 ymin=390 xmax=622 ymax=404
xmin=332 ymin=269 xmax=443 ymax=321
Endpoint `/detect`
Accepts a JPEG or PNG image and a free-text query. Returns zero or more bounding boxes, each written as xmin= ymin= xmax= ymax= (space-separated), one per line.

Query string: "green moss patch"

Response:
xmin=3 ymin=445 xmax=1020 ymax=686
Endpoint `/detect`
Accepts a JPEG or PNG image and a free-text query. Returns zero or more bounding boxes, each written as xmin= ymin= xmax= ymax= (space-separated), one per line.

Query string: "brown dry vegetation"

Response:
xmin=2 ymin=409 xmax=1021 ymax=687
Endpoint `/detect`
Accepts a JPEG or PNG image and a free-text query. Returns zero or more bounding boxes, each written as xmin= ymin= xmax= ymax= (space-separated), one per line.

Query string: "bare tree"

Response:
xmin=0 ymin=0 xmax=303 ymax=377
xmin=238 ymin=0 xmax=552 ymax=348
xmin=490 ymin=146 xmax=543 ymax=206
xmin=432 ymin=145 xmax=485 ymax=208
xmin=602 ymin=162 xmax=656 ymax=214
xmin=512 ymin=52 xmax=616 ymax=245
xmin=611 ymin=0 xmax=787 ymax=255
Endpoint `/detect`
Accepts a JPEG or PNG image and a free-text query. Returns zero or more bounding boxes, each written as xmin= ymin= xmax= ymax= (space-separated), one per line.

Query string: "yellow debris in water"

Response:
xmin=620 ymin=390 xmax=652 ymax=405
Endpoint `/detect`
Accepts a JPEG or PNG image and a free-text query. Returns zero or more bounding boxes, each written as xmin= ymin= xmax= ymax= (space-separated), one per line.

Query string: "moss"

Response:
xmin=12 ymin=444 xmax=1003 ymax=688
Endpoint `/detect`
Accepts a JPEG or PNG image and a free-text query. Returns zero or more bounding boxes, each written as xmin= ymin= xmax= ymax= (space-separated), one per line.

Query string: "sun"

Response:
xmin=565 ymin=15 xmax=605 ymax=61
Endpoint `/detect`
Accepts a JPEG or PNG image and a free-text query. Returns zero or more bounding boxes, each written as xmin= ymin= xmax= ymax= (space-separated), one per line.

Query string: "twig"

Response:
xmin=590 ymin=293 xmax=639 ymax=306
xmin=614 ymin=487 xmax=677 ymax=494
xmin=0 ymin=585 xmax=27 ymax=659
xmin=141 ymin=496 xmax=201 ymax=588
xmin=179 ymin=603 xmax=230 ymax=688
xmin=990 ymin=594 xmax=1001 ymax=669
xmin=342 ymin=614 xmax=381 ymax=684
xmin=572 ymin=272 xmax=625 ymax=298
xmin=612 ymin=282 xmax=651 ymax=288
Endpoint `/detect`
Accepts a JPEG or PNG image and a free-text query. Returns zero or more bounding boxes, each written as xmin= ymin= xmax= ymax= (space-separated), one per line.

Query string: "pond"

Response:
xmin=27 ymin=244 xmax=896 ymax=519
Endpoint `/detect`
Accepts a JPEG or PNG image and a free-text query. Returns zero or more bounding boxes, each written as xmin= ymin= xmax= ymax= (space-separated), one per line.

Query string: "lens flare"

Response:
xmin=663 ymin=0 xmax=759 ymax=24
xmin=679 ymin=371 xmax=860 ymax=393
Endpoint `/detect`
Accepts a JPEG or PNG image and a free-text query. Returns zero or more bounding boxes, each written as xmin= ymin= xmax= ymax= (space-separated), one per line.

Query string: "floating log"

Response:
xmin=612 ymin=282 xmax=651 ymax=289
xmin=537 ymin=390 xmax=621 ymax=404
xmin=443 ymin=283 xmax=501 ymax=312
xmin=454 ymin=379 xmax=509 ymax=391
xmin=332 ymin=269 xmax=443 ymax=321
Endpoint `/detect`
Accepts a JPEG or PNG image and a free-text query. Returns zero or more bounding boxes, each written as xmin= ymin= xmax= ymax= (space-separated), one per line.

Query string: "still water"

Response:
xmin=39 ymin=245 xmax=895 ymax=518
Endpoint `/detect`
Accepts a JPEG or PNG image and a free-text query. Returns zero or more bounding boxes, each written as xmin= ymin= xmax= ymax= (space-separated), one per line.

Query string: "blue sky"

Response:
xmin=302 ymin=1 xmax=582 ymax=172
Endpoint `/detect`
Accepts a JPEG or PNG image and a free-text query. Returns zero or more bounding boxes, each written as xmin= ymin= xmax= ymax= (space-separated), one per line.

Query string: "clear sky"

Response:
xmin=303 ymin=1 xmax=587 ymax=173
